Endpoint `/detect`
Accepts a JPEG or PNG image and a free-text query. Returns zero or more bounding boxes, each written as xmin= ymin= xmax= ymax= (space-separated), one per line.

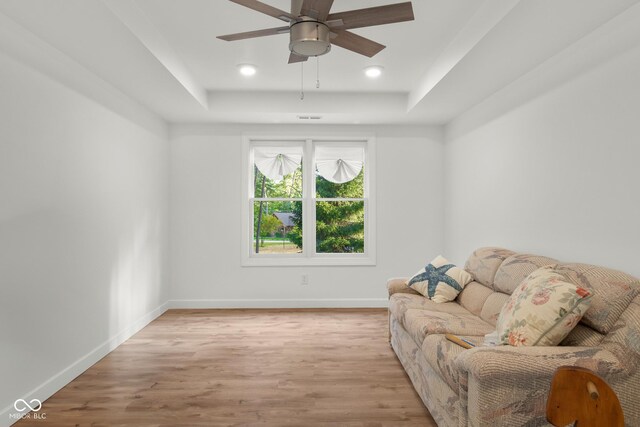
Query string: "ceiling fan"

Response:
xmin=217 ymin=0 xmax=415 ymax=64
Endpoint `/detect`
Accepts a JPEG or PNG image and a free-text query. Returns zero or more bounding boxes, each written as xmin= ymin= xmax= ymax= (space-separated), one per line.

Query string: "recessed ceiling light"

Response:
xmin=364 ymin=66 xmax=383 ymax=78
xmin=238 ymin=64 xmax=257 ymax=77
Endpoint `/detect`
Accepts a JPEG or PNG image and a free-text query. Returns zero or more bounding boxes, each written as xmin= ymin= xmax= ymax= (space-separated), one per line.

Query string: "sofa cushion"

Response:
xmin=556 ymin=263 xmax=640 ymax=334
xmin=480 ymin=292 xmax=510 ymax=326
xmin=457 ymin=281 xmax=494 ymax=316
xmin=422 ymin=334 xmax=482 ymax=394
xmin=464 ymin=247 xmax=515 ymax=288
xmin=389 ymin=293 xmax=471 ymax=329
xmin=493 ymin=254 xmax=558 ymax=294
xmin=601 ymin=293 xmax=640 ymax=362
xmin=407 ymin=255 xmax=472 ymax=303
xmin=496 ymin=267 xmax=593 ymax=346
xmin=561 ymin=324 xmax=605 ymax=347
xmin=404 ymin=309 xmax=494 ymax=346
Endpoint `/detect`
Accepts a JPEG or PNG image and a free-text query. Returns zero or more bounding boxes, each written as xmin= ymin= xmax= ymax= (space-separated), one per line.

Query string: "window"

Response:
xmin=242 ymin=137 xmax=375 ymax=266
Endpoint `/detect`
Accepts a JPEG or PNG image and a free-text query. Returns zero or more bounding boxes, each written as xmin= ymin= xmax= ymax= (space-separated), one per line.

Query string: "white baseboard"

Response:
xmin=1 ymin=302 xmax=169 ymax=427
xmin=168 ymin=298 xmax=389 ymax=309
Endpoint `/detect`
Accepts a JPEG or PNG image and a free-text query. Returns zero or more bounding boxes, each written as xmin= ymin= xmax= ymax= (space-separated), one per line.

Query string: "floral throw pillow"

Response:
xmin=496 ymin=266 xmax=593 ymax=346
xmin=406 ymin=255 xmax=472 ymax=303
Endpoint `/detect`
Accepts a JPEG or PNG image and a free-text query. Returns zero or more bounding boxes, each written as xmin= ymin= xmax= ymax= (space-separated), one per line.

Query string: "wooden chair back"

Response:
xmin=546 ymin=366 xmax=624 ymax=427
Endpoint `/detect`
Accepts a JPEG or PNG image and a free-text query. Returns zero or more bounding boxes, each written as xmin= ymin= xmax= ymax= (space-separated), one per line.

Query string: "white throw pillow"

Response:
xmin=406 ymin=255 xmax=472 ymax=303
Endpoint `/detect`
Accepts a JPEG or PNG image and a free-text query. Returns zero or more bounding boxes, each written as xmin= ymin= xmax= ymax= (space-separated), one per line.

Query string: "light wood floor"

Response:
xmin=17 ymin=309 xmax=436 ymax=426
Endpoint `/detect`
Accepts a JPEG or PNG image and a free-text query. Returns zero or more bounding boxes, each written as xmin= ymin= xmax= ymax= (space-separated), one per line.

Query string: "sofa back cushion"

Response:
xmin=561 ymin=323 xmax=605 ymax=347
xmin=556 ymin=263 xmax=640 ymax=334
xmin=464 ymin=247 xmax=515 ymax=289
xmin=480 ymin=292 xmax=510 ymax=326
xmin=601 ymin=293 xmax=640 ymax=360
xmin=457 ymin=281 xmax=494 ymax=316
xmin=493 ymin=254 xmax=558 ymax=294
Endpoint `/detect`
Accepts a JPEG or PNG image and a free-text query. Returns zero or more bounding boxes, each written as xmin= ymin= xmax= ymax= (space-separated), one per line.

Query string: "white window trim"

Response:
xmin=241 ymin=135 xmax=376 ymax=267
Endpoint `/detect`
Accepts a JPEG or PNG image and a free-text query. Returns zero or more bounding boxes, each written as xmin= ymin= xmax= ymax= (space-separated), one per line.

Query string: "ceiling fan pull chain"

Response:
xmin=300 ymin=61 xmax=304 ymax=100
xmin=316 ymin=57 xmax=320 ymax=89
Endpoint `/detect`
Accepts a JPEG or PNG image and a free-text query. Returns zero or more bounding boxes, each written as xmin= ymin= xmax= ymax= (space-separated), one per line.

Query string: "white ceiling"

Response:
xmin=0 ymin=0 xmax=639 ymax=125
xmin=133 ymin=0 xmax=481 ymax=93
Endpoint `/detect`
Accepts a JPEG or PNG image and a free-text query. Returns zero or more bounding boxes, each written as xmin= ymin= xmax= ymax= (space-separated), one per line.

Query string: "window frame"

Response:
xmin=241 ymin=135 xmax=376 ymax=267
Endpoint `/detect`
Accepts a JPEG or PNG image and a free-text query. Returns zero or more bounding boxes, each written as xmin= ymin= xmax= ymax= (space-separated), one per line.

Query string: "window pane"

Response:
xmin=316 ymin=168 xmax=364 ymax=198
xmin=254 ymin=147 xmax=303 ymax=198
xmin=253 ymin=201 xmax=302 ymax=254
xmin=316 ymin=201 xmax=364 ymax=253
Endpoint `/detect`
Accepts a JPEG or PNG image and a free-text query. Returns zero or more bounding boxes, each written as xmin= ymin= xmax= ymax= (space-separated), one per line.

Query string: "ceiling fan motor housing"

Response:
xmin=289 ymin=19 xmax=331 ymax=57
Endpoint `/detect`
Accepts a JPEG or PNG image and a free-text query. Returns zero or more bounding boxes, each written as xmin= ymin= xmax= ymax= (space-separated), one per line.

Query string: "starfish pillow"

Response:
xmin=406 ymin=255 xmax=473 ymax=303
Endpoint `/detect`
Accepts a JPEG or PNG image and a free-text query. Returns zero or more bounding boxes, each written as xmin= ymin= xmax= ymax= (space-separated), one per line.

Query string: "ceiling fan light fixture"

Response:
xmin=238 ymin=64 xmax=257 ymax=76
xmin=364 ymin=66 xmax=383 ymax=78
xmin=289 ymin=20 xmax=331 ymax=57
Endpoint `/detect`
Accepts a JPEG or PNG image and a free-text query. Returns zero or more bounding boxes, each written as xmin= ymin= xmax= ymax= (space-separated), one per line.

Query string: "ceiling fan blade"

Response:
xmin=217 ymin=26 xmax=290 ymax=42
xmin=291 ymin=0 xmax=303 ymax=16
xmin=301 ymin=0 xmax=334 ymax=21
xmin=326 ymin=2 xmax=414 ymax=30
xmin=230 ymin=0 xmax=295 ymax=22
xmin=325 ymin=19 xmax=344 ymax=28
xmin=288 ymin=52 xmax=308 ymax=64
xmin=331 ymin=31 xmax=385 ymax=57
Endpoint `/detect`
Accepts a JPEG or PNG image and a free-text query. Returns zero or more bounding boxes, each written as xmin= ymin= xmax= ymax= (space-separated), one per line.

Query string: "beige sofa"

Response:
xmin=387 ymin=247 xmax=640 ymax=426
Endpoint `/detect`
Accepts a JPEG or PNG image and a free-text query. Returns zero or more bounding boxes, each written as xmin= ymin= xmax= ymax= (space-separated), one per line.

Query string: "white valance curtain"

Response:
xmin=254 ymin=146 xmax=302 ymax=183
xmin=315 ymin=146 xmax=364 ymax=184
xmin=253 ymin=145 xmax=363 ymax=184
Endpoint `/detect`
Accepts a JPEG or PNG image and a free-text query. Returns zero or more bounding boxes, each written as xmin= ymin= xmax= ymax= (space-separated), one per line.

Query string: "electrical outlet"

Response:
xmin=301 ymin=274 xmax=309 ymax=286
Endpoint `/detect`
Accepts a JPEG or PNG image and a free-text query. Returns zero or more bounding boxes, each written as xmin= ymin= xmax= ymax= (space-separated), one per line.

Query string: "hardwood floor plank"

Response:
xmin=15 ymin=309 xmax=436 ymax=426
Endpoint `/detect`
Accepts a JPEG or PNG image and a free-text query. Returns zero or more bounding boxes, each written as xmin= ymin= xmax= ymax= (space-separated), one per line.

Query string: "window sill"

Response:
xmin=241 ymin=255 xmax=376 ymax=267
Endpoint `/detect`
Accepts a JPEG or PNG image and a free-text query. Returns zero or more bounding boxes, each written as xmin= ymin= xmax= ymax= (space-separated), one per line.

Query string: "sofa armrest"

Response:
xmin=456 ymin=345 xmax=624 ymax=380
xmin=454 ymin=345 xmax=625 ymax=426
xmin=387 ymin=277 xmax=418 ymax=297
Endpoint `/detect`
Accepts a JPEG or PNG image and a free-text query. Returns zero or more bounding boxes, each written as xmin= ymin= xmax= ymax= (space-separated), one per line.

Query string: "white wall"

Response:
xmin=444 ymin=45 xmax=640 ymax=277
xmin=0 ymin=50 xmax=169 ymax=421
xmin=169 ymin=124 xmax=444 ymax=306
